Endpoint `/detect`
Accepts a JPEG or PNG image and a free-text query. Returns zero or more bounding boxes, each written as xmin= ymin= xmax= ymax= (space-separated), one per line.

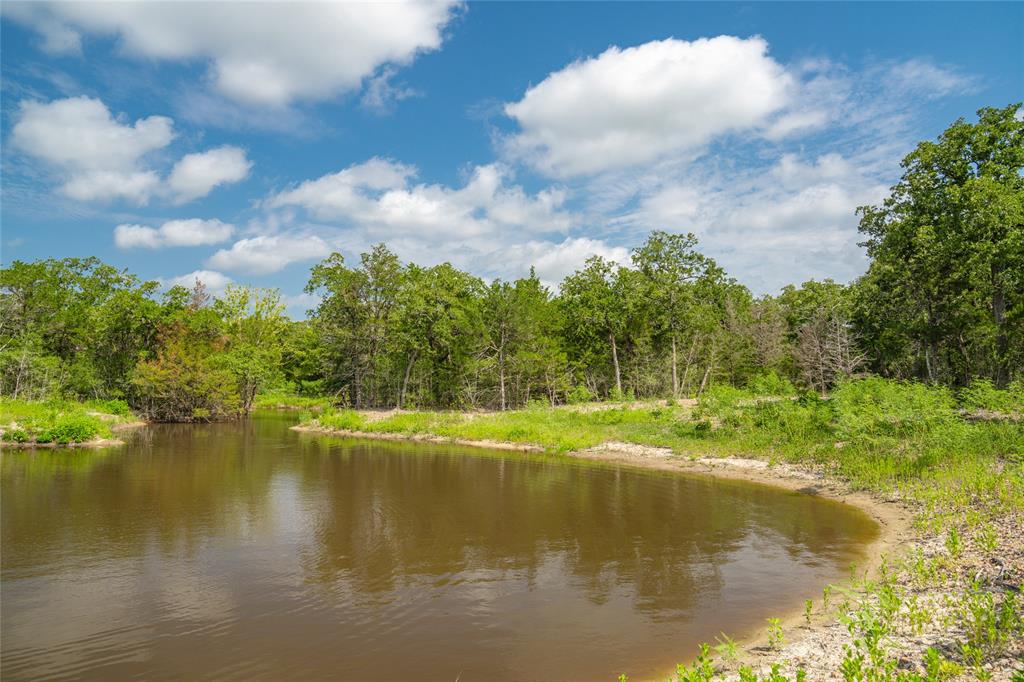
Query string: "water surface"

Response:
xmin=1 ymin=412 xmax=878 ymax=681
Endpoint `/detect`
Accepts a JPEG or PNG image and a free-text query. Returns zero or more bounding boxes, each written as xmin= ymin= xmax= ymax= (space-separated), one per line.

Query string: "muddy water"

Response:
xmin=1 ymin=412 xmax=878 ymax=681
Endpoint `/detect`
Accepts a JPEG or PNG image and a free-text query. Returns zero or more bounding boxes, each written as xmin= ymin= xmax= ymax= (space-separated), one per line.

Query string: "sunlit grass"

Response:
xmin=0 ymin=397 xmax=136 ymax=444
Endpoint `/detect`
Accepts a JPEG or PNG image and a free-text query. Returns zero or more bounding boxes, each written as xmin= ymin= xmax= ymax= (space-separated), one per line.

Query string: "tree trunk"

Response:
xmin=992 ymin=263 xmax=1009 ymax=388
xmin=398 ymin=349 xmax=418 ymax=409
xmin=697 ymin=363 xmax=712 ymax=396
xmin=609 ymin=331 xmax=622 ymax=396
xmin=671 ymin=333 xmax=679 ymax=398
xmin=499 ymin=348 xmax=507 ymax=411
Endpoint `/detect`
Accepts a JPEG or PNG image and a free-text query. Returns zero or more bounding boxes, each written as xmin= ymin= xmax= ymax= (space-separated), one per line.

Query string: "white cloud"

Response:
xmin=9 ymin=1 xmax=460 ymax=106
xmin=361 ymin=67 xmax=421 ymax=112
xmin=206 ymin=234 xmax=332 ymax=274
xmin=268 ymin=158 xmax=575 ymax=238
xmin=164 ymin=269 xmax=233 ymax=295
xmin=114 ymin=218 xmax=235 ymax=249
xmin=885 ymin=59 xmax=976 ymax=99
xmin=496 ymin=237 xmax=630 ymax=288
xmin=168 ymin=146 xmax=252 ymax=203
xmin=10 ymin=96 xmax=174 ymax=204
xmin=504 ymin=36 xmax=793 ymax=177
xmin=629 ymin=153 xmax=889 ymax=291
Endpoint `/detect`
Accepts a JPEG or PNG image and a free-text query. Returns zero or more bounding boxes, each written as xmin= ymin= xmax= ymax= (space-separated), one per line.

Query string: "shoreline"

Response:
xmin=291 ymin=423 xmax=918 ymax=679
xmin=1 ymin=420 xmax=147 ymax=450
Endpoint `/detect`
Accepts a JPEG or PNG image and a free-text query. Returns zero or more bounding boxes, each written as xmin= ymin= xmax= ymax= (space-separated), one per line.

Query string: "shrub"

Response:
xmin=566 ymin=384 xmax=594 ymax=404
xmin=960 ymin=379 xmax=1024 ymax=414
xmin=747 ymin=371 xmax=797 ymax=397
xmin=832 ymin=378 xmax=957 ymax=440
xmin=695 ymin=385 xmax=752 ymax=426
xmin=85 ymin=399 xmax=131 ymax=416
xmin=2 ymin=428 xmax=29 ymax=443
xmin=38 ymin=414 xmax=106 ymax=444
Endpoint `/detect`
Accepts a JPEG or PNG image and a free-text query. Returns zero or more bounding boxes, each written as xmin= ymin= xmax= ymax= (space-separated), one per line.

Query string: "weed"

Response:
xmin=712 ymin=632 xmax=738 ymax=663
xmin=766 ymin=617 xmax=784 ymax=651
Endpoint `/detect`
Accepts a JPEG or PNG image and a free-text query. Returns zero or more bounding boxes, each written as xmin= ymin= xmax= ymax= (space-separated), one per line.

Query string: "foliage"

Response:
xmin=856 ymin=103 xmax=1024 ymax=387
xmin=0 ymin=397 xmax=133 ymax=444
xmin=959 ymin=378 xmax=1024 ymax=414
xmin=131 ymin=322 xmax=240 ymax=422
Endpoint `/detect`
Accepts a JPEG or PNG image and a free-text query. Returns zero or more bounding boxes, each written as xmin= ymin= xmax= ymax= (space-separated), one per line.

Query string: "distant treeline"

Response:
xmin=1 ymin=104 xmax=1020 ymax=418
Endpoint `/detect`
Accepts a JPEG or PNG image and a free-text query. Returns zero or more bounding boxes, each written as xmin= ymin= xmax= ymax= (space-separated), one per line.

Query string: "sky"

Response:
xmin=2 ymin=1 xmax=1021 ymax=317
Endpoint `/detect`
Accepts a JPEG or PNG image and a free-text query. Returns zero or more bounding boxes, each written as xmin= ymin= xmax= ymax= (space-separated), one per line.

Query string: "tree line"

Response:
xmin=1 ymin=104 xmax=1020 ymax=418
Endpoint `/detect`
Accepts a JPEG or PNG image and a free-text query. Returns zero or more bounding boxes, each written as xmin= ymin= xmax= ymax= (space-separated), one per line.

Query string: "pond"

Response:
xmin=1 ymin=412 xmax=878 ymax=681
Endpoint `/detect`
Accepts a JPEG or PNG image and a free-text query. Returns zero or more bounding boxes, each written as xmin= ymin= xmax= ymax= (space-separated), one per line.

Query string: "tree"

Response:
xmin=559 ymin=256 xmax=628 ymax=397
xmin=131 ymin=322 xmax=240 ymax=422
xmin=215 ymin=285 xmax=288 ymax=412
xmin=857 ymin=103 xmax=1024 ymax=386
xmin=631 ymin=231 xmax=713 ymax=396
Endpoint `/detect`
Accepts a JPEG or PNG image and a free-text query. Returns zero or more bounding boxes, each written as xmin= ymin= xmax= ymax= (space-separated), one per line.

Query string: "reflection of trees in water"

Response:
xmin=291 ymin=436 xmax=874 ymax=615
xmin=2 ymin=415 xmax=874 ymax=619
xmin=1 ymin=418 xmax=280 ymax=573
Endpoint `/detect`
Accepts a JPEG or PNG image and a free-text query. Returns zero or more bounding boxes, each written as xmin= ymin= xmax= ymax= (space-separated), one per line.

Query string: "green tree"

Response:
xmin=857 ymin=103 xmax=1024 ymax=386
xmin=559 ymin=256 xmax=628 ymax=397
xmin=131 ymin=321 xmax=240 ymax=422
xmin=215 ymin=285 xmax=288 ymax=412
xmin=631 ymin=231 xmax=717 ymax=397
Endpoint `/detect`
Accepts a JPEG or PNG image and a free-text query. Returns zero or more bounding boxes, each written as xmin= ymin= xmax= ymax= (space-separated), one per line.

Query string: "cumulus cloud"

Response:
xmin=504 ymin=36 xmax=793 ymax=177
xmin=8 ymin=1 xmax=460 ymax=106
xmin=495 ymin=237 xmax=630 ymax=287
xmin=10 ymin=96 xmax=173 ymax=204
xmin=206 ymin=234 xmax=332 ymax=274
xmin=168 ymin=146 xmax=252 ymax=203
xmin=268 ymin=158 xmax=575 ymax=238
xmin=628 ymin=153 xmax=889 ymax=291
xmin=163 ymin=269 xmax=233 ymax=295
xmin=10 ymin=96 xmax=253 ymax=205
xmin=114 ymin=218 xmax=235 ymax=249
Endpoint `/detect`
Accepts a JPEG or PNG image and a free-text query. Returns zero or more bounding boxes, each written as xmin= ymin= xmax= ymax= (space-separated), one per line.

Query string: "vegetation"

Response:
xmin=1 ymin=106 xmax=1020 ymax=420
xmin=0 ymin=397 xmax=135 ymax=444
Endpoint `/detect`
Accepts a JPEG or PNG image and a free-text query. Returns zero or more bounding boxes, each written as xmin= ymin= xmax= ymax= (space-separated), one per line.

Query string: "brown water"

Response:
xmin=1 ymin=412 xmax=878 ymax=681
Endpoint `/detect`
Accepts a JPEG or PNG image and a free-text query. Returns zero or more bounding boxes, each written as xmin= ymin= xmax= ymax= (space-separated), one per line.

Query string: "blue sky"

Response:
xmin=2 ymin=2 xmax=1021 ymax=316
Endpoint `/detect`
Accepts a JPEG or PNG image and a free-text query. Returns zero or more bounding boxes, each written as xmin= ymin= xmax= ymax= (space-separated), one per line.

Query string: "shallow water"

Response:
xmin=1 ymin=412 xmax=878 ymax=681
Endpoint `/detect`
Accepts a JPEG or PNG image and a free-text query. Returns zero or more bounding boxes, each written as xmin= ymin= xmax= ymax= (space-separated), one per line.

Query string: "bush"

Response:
xmin=566 ymin=384 xmax=594 ymax=404
xmin=832 ymin=378 xmax=958 ymax=440
xmin=37 ymin=414 xmax=107 ymax=444
xmin=960 ymin=379 xmax=1024 ymax=414
xmin=747 ymin=371 xmax=797 ymax=397
xmin=85 ymin=399 xmax=131 ymax=416
xmin=2 ymin=427 xmax=29 ymax=442
xmin=695 ymin=385 xmax=753 ymax=426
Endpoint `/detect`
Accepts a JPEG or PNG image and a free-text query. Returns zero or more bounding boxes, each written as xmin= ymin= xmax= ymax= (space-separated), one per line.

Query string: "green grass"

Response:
xmin=0 ymin=397 xmax=137 ymax=445
xmin=253 ymin=389 xmax=334 ymax=411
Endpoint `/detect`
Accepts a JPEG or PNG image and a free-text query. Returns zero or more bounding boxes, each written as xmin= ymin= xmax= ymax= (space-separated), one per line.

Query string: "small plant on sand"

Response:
xmin=672 ymin=643 xmax=715 ymax=682
xmin=945 ymin=527 xmax=962 ymax=558
xmin=823 ymin=584 xmax=832 ymax=611
xmin=804 ymin=599 xmax=813 ymax=624
xmin=922 ymin=647 xmax=962 ymax=681
xmin=713 ymin=632 xmax=738 ymax=663
xmin=766 ymin=617 xmax=784 ymax=651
